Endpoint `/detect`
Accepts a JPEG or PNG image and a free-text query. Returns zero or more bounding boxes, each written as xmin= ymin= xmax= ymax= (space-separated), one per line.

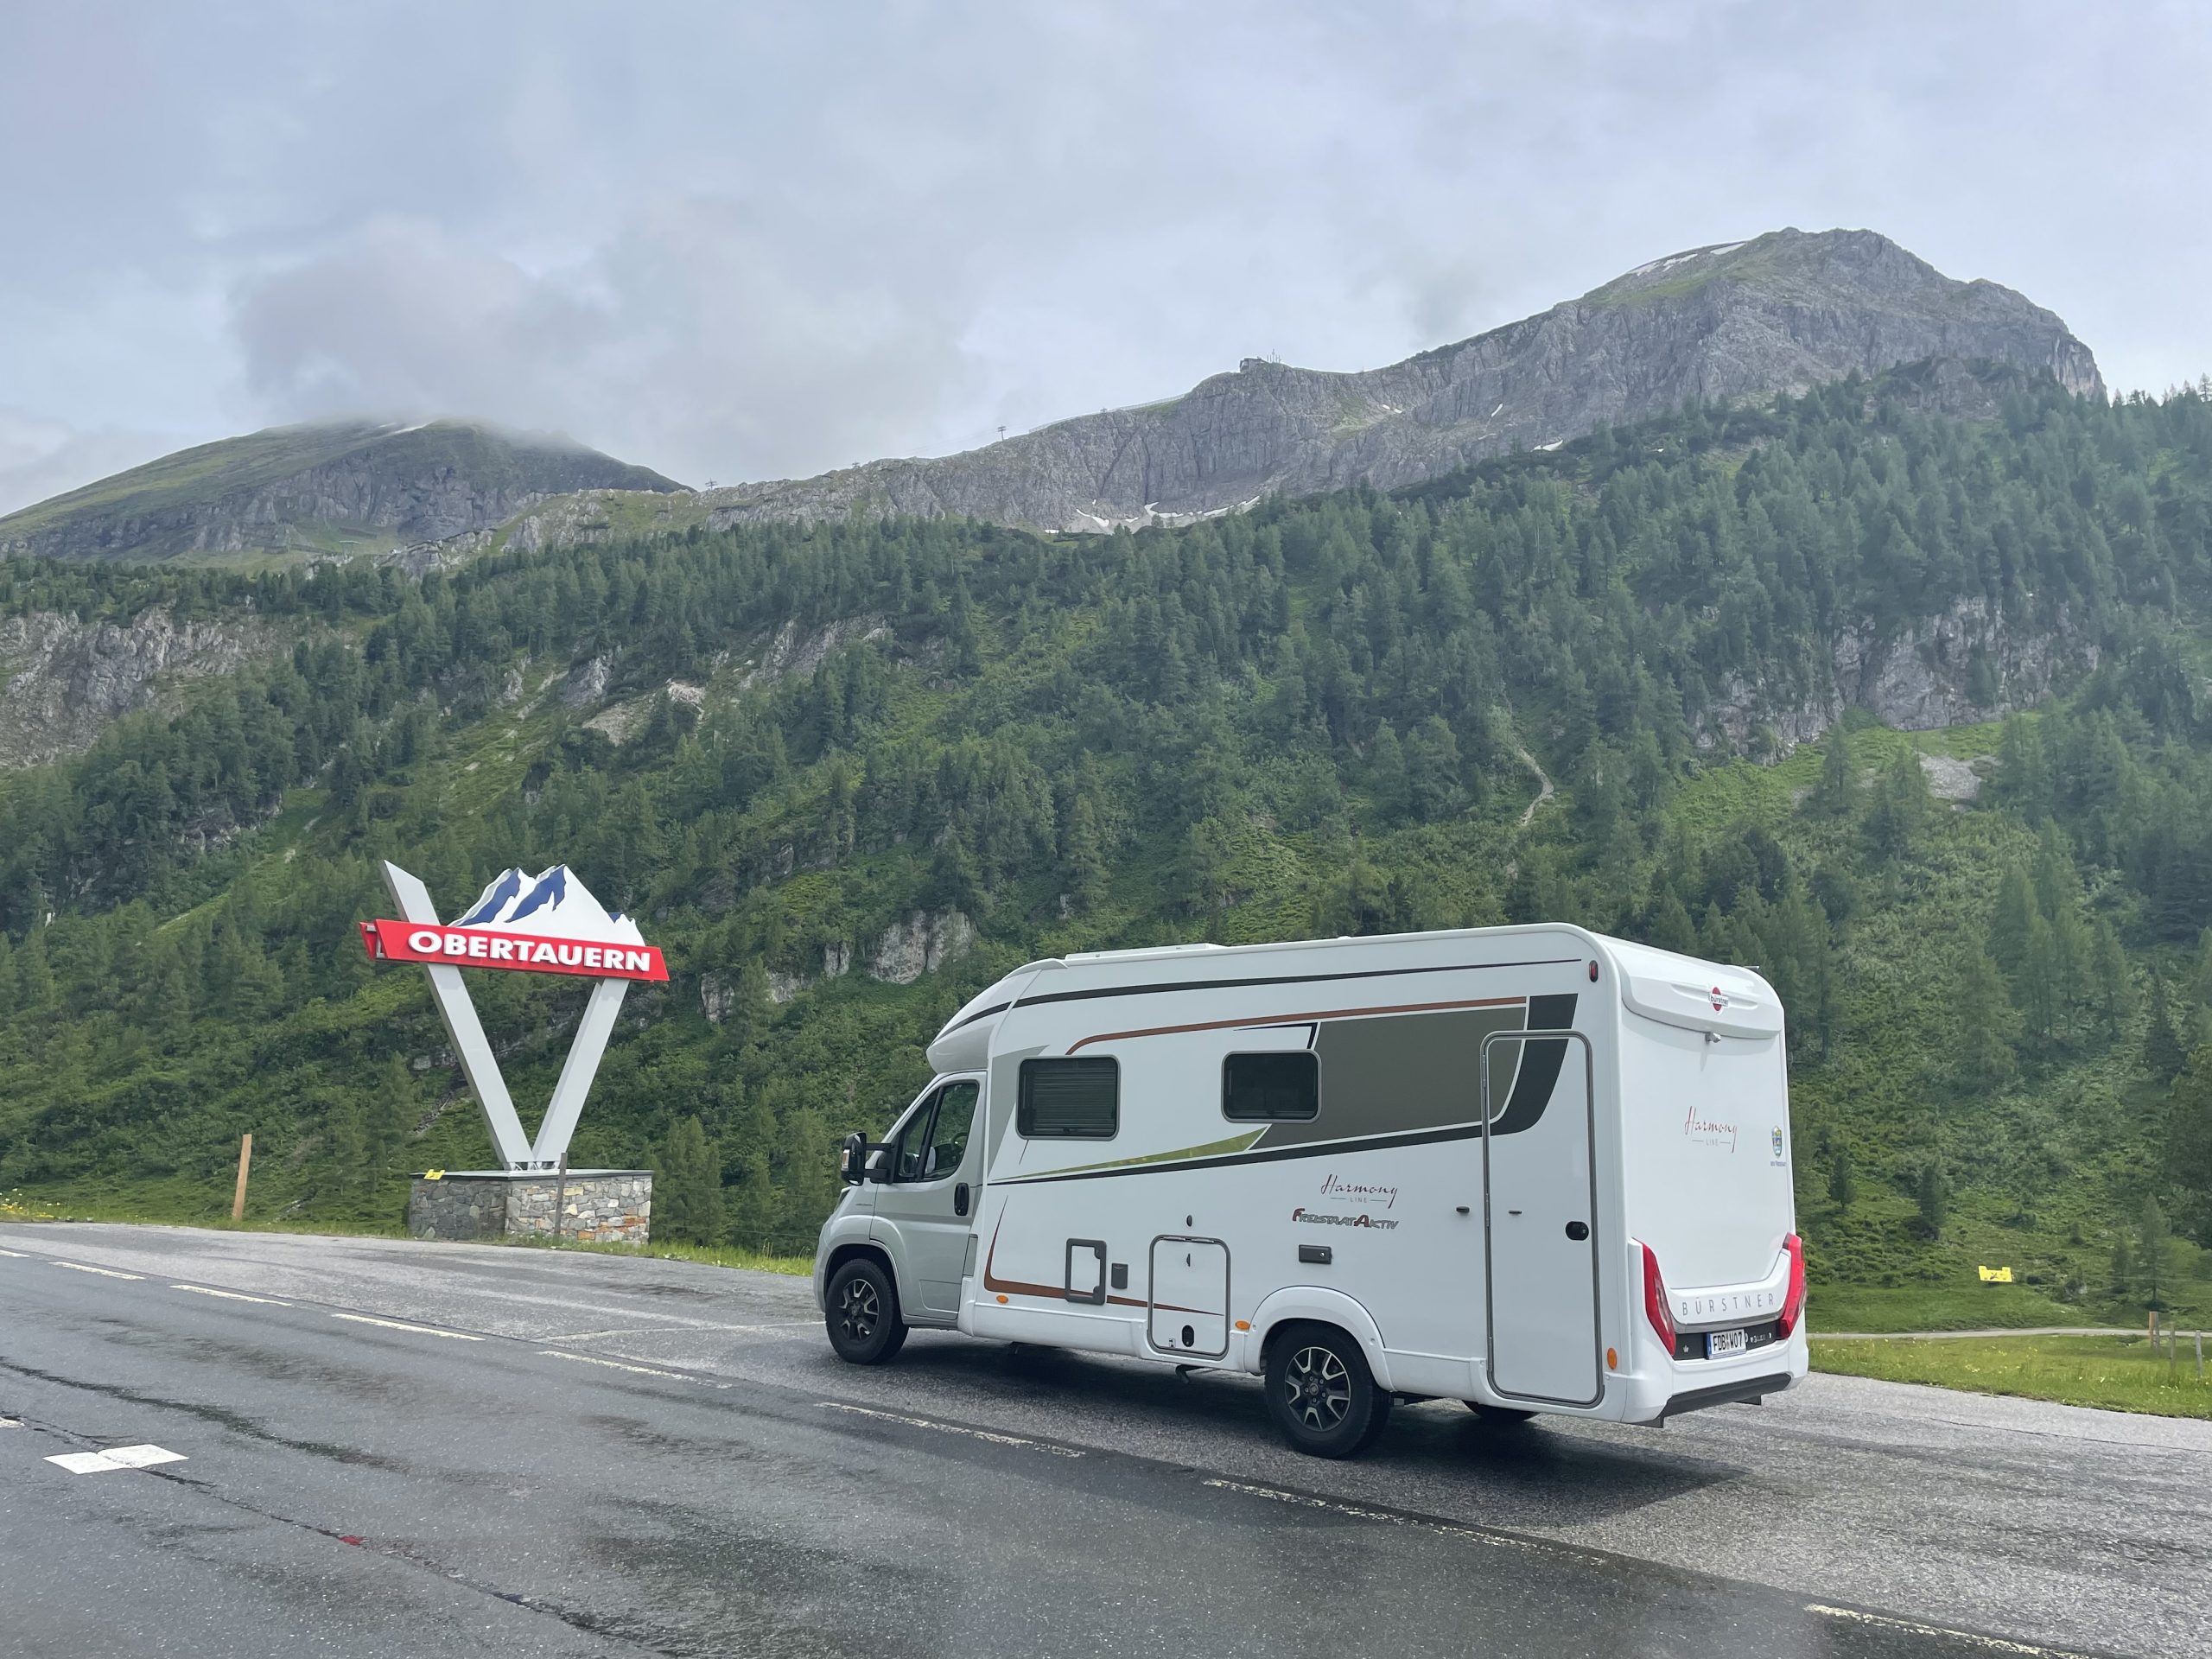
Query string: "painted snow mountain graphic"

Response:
xmin=451 ymin=866 xmax=643 ymax=944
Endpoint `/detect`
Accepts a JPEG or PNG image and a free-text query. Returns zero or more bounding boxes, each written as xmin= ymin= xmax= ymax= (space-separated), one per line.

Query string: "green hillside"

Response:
xmin=2 ymin=371 xmax=2209 ymax=1330
xmin=0 ymin=418 xmax=683 ymax=566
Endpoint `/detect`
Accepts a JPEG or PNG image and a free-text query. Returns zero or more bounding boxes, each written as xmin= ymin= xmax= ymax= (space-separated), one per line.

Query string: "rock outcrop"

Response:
xmin=684 ymin=228 xmax=2100 ymax=536
xmin=0 ymin=605 xmax=275 ymax=766
xmin=1696 ymin=598 xmax=2091 ymax=755
xmin=868 ymin=910 xmax=977 ymax=985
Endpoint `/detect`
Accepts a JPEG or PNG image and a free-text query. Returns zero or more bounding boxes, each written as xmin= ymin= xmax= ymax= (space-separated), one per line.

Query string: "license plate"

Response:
xmin=1707 ymin=1328 xmax=1748 ymax=1359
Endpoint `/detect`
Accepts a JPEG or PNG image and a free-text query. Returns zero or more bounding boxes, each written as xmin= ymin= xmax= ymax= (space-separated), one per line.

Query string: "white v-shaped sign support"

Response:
xmin=380 ymin=861 xmax=626 ymax=1170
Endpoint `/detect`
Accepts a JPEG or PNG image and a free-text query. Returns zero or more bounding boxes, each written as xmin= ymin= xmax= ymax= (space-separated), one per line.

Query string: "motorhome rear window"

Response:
xmin=1223 ymin=1051 xmax=1319 ymax=1121
xmin=1018 ymin=1058 xmax=1119 ymax=1138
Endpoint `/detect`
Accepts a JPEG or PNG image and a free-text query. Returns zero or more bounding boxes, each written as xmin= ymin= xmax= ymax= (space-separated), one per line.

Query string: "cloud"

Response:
xmin=3 ymin=2 xmax=2211 ymax=501
xmin=0 ymin=410 xmax=181 ymax=518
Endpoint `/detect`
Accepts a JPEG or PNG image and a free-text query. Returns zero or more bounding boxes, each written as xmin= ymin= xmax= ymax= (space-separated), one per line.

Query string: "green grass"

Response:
xmin=521 ymin=1236 xmax=812 ymax=1276
xmin=1813 ymin=1332 xmax=2212 ymax=1418
xmin=1808 ymin=1283 xmax=2086 ymax=1332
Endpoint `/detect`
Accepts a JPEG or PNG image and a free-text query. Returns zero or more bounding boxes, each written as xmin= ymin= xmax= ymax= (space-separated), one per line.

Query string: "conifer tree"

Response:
xmin=1367 ymin=722 xmax=1408 ymax=818
xmin=2090 ymin=918 xmax=2133 ymax=1040
xmin=1815 ymin=726 xmax=1858 ymax=817
xmin=2146 ymin=968 xmax=2190 ymax=1081
xmin=1955 ymin=951 xmax=2021 ymax=1092
xmin=657 ymin=1116 xmax=725 ymax=1246
xmin=1646 ymin=887 xmax=1699 ymax=956
xmin=1916 ymin=1164 xmax=1949 ymax=1237
xmin=2139 ymin=1196 xmax=2170 ymax=1310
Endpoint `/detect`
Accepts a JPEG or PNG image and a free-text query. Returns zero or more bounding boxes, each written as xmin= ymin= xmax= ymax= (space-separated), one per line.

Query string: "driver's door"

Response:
xmin=870 ymin=1077 xmax=981 ymax=1322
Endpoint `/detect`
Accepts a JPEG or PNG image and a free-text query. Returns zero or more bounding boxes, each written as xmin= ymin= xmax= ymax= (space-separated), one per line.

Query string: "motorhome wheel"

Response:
xmin=1263 ymin=1325 xmax=1391 ymax=1458
xmin=825 ymin=1257 xmax=908 ymax=1364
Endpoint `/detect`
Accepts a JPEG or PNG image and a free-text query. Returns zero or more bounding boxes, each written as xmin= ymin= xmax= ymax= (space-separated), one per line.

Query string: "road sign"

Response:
xmin=363 ymin=861 xmax=656 ymax=1171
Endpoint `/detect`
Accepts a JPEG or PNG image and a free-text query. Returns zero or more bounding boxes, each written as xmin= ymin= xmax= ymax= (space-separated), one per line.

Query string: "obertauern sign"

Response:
xmin=362 ymin=861 xmax=661 ymax=1172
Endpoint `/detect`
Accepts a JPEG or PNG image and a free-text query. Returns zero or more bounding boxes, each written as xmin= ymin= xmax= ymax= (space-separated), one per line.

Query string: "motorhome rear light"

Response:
xmin=1639 ymin=1240 xmax=1675 ymax=1352
xmin=1777 ymin=1233 xmax=1807 ymax=1338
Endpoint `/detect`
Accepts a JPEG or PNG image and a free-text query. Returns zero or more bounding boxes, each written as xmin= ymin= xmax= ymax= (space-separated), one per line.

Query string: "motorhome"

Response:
xmin=813 ymin=924 xmax=1808 ymax=1457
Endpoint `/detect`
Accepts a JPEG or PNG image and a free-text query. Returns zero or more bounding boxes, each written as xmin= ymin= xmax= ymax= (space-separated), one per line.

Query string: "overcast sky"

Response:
xmin=1 ymin=2 xmax=2207 ymax=513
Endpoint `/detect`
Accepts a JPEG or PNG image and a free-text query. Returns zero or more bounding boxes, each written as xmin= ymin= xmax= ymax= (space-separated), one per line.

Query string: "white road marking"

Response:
xmin=1202 ymin=1479 xmax=1616 ymax=1567
xmin=0 ymin=1417 xmax=20 ymax=1428
xmin=817 ymin=1402 xmax=1084 ymax=1459
xmin=546 ymin=1320 xmax=816 ymax=1341
xmin=100 ymin=1444 xmax=188 ymax=1469
xmin=46 ymin=1445 xmax=186 ymax=1475
xmin=1803 ymin=1605 xmax=2089 ymax=1656
xmin=47 ymin=1452 xmax=127 ymax=1474
xmin=0 ymin=1248 xmax=32 ymax=1257
xmin=330 ymin=1313 xmax=481 ymax=1340
xmin=537 ymin=1350 xmax=727 ymax=1385
xmin=170 ymin=1283 xmax=290 ymax=1306
xmin=54 ymin=1262 xmax=142 ymax=1280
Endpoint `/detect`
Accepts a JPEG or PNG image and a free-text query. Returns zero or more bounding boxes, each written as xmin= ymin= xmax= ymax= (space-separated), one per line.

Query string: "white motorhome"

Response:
xmin=813 ymin=924 xmax=1808 ymax=1457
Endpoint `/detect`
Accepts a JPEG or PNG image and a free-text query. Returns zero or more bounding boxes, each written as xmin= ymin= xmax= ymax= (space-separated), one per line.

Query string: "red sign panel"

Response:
xmin=359 ymin=919 xmax=669 ymax=982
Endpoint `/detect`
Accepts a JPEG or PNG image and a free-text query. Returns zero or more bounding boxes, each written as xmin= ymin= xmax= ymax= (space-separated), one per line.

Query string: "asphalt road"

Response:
xmin=3 ymin=1224 xmax=2206 ymax=1659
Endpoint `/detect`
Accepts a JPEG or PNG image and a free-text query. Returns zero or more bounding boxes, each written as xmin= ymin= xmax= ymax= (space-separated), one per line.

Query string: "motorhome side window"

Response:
xmin=1223 ymin=1051 xmax=1319 ymax=1121
xmin=1018 ymin=1058 xmax=1118 ymax=1138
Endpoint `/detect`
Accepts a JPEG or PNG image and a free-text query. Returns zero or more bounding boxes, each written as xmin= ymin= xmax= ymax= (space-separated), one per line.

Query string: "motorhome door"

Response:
xmin=870 ymin=1077 xmax=981 ymax=1319
xmin=1480 ymin=1030 xmax=1600 ymax=1406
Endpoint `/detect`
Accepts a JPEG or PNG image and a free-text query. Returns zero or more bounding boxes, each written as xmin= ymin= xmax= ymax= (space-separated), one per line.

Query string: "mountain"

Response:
xmin=0 ymin=229 xmax=2098 ymax=570
xmin=451 ymin=865 xmax=644 ymax=944
xmin=688 ymin=227 xmax=2101 ymax=535
xmin=1 ymin=368 xmax=2209 ymax=1335
xmin=0 ymin=418 xmax=683 ymax=566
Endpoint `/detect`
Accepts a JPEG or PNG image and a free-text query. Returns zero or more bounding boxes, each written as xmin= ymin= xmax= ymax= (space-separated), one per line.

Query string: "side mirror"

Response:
xmin=839 ymin=1132 xmax=868 ymax=1185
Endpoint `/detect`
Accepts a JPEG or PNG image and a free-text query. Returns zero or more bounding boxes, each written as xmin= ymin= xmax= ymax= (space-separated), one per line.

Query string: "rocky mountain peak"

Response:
xmin=691 ymin=226 xmax=2100 ymax=537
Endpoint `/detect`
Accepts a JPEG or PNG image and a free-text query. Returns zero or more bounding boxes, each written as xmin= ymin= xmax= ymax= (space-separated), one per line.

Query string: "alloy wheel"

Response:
xmin=1284 ymin=1343 xmax=1351 ymax=1430
xmin=837 ymin=1277 xmax=880 ymax=1343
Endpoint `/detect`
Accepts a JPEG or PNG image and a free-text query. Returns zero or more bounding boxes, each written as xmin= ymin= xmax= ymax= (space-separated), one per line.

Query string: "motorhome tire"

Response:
xmin=826 ymin=1257 xmax=907 ymax=1364
xmin=1464 ymin=1402 xmax=1535 ymax=1424
xmin=1264 ymin=1325 xmax=1391 ymax=1458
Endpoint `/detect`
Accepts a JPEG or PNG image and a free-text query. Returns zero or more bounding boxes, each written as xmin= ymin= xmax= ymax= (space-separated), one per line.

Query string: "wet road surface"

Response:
xmin=3 ymin=1223 xmax=2204 ymax=1658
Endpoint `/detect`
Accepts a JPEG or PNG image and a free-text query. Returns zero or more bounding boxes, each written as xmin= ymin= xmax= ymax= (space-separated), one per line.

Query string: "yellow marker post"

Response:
xmin=1977 ymin=1265 xmax=2013 ymax=1283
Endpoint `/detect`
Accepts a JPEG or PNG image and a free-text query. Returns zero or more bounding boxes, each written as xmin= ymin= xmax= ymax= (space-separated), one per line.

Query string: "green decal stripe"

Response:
xmin=1020 ymin=1128 xmax=1264 ymax=1179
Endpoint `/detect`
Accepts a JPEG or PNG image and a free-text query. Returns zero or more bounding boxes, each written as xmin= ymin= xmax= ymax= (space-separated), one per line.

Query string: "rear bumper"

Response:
xmin=1658 ymin=1370 xmax=1792 ymax=1420
xmin=1611 ymin=1320 xmax=1808 ymax=1423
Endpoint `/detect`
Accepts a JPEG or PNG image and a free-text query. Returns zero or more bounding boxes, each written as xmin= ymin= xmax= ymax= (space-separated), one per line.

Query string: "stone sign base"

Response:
xmin=407 ymin=1170 xmax=652 ymax=1245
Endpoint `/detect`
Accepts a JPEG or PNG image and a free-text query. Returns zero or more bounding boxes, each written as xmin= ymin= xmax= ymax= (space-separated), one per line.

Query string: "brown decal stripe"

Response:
xmin=1007 ymin=957 xmax=1580 ymax=1016
xmin=978 ymin=1220 xmax=1211 ymax=1312
xmin=1068 ymin=993 xmax=1522 ymax=1053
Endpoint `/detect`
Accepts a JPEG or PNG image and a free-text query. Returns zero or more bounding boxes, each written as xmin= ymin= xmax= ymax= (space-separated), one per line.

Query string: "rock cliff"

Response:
xmin=0 ymin=605 xmax=276 ymax=766
xmin=1697 ymin=597 xmax=2093 ymax=756
xmin=0 ymin=419 xmax=683 ymax=565
xmin=692 ymin=228 xmax=2101 ymax=535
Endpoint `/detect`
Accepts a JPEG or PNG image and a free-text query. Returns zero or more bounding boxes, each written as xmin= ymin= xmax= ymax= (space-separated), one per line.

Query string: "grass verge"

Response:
xmin=1807 ymin=1284 xmax=2086 ymax=1333
xmin=1812 ymin=1333 xmax=2212 ymax=1418
xmin=505 ymin=1235 xmax=813 ymax=1276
